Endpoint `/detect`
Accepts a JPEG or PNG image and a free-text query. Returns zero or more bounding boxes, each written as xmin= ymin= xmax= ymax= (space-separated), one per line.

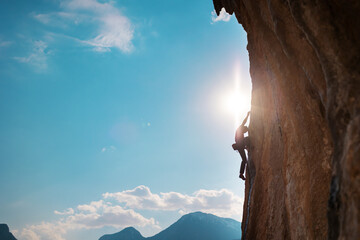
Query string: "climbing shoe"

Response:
xmin=239 ymin=174 xmax=246 ymax=180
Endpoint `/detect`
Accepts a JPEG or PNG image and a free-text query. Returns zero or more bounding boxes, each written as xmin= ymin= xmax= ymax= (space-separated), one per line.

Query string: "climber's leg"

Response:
xmin=244 ymin=136 xmax=250 ymax=150
xmin=239 ymin=148 xmax=247 ymax=180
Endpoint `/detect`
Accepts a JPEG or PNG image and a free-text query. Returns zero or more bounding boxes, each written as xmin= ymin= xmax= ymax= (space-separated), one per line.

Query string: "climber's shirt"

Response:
xmin=235 ymin=125 xmax=246 ymax=143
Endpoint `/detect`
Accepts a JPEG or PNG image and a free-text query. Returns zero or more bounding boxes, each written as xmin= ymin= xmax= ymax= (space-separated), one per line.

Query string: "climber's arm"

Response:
xmin=241 ymin=111 xmax=251 ymax=126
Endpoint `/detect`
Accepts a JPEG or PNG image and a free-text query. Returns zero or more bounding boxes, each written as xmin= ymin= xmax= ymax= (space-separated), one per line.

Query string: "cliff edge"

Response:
xmin=213 ymin=0 xmax=360 ymax=239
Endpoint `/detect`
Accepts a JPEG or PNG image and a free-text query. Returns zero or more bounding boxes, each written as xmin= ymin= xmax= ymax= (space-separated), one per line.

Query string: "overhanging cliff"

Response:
xmin=213 ymin=0 xmax=360 ymax=239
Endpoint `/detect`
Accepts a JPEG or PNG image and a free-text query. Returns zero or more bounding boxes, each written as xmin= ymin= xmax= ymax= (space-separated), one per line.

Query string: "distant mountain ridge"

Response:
xmin=0 ymin=224 xmax=17 ymax=240
xmin=99 ymin=227 xmax=145 ymax=240
xmin=99 ymin=212 xmax=241 ymax=240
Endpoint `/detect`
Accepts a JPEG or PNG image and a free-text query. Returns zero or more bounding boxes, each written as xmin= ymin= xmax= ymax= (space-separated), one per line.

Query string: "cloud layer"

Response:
xmin=104 ymin=185 xmax=243 ymax=217
xmin=15 ymin=186 xmax=242 ymax=240
xmin=17 ymin=200 xmax=157 ymax=240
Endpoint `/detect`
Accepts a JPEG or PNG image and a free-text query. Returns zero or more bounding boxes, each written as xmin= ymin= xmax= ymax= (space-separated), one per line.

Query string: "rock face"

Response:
xmin=0 ymin=224 xmax=17 ymax=240
xmin=213 ymin=0 xmax=360 ymax=239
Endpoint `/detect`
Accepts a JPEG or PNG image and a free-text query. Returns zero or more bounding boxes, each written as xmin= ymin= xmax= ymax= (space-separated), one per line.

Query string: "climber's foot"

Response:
xmin=239 ymin=174 xmax=246 ymax=180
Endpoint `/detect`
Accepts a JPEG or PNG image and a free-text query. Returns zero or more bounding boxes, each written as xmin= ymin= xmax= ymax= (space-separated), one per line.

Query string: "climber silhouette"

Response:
xmin=232 ymin=111 xmax=250 ymax=180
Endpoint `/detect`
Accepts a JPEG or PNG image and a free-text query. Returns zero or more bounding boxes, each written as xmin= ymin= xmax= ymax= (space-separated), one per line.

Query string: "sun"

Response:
xmin=222 ymin=90 xmax=251 ymax=127
xmin=224 ymin=91 xmax=245 ymax=114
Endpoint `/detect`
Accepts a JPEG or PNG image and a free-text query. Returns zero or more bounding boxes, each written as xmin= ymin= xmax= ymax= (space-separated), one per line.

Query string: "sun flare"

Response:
xmin=219 ymin=65 xmax=252 ymax=129
xmin=222 ymin=90 xmax=251 ymax=128
xmin=224 ymin=92 xmax=247 ymax=114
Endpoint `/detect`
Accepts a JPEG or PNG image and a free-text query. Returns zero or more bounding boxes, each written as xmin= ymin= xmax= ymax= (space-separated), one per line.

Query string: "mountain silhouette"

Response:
xmin=98 ymin=212 xmax=241 ymax=240
xmin=0 ymin=224 xmax=17 ymax=240
xmin=99 ymin=227 xmax=145 ymax=240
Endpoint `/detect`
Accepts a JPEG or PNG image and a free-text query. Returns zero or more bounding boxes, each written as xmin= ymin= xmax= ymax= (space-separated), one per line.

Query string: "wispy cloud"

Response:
xmin=101 ymin=145 xmax=116 ymax=153
xmin=54 ymin=208 xmax=74 ymax=215
xmin=34 ymin=0 xmax=134 ymax=53
xmin=14 ymin=186 xmax=242 ymax=240
xmin=211 ymin=8 xmax=231 ymax=23
xmin=0 ymin=39 xmax=12 ymax=47
xmin=33 ymin=12 xmax=83 ymax=28
xmin=82 ymin=14 xmax=134 ymax=53
xmin=13 ymin=40 xmax=50 ymax=71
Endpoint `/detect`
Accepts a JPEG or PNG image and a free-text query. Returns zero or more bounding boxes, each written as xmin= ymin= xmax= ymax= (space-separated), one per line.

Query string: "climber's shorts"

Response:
xmin=232 ymin=137 xmax=250 ymax=151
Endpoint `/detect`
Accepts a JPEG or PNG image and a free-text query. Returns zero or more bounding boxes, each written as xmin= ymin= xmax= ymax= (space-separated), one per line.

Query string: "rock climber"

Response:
xmin=232 ymin=111 xmax=250 ymax=180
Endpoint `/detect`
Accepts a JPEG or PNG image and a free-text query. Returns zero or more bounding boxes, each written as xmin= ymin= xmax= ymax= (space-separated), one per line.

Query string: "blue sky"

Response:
xmin=0 ymin=0 xmax=251 ymax=239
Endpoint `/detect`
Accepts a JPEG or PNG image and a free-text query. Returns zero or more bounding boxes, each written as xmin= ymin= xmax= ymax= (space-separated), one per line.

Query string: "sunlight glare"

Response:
xmin=223 ymin=90 xmax=250 ymax=127
xmin=221 ymin=65 xmax=251 ymax=129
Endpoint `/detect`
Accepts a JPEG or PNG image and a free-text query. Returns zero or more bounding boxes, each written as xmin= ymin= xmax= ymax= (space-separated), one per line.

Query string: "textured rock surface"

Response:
xmin=213 ymin=0 xmax=360 ymax=239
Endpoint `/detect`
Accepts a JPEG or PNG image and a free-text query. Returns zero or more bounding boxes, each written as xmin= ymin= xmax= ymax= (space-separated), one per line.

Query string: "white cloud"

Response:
xmin=211 ymin=8 xmax=231 ymax=23
xmin=14 ymin=186 xmax=242 ymax=240
xmin=104 ymin=185 xmax=243 ymax=218
xmin=71 ymin=205 xmax=156 ymax=228
xmin=34 ymin=0 xmax=134 ymax=53
xmin=77 ymin=200 xmax=105 ymax=212
xmin=15 ymin=200 xmax=157 ymax=240
xmin=84 ymin=14 xmax=134 ymax=52
xmin=13 ymin=40 xmax=50 ymax=70
xmin=54 ymin=208 xmax=74 ymax=215
xmin=71 ymin=199 xmax=157 ymax=229
xmin=18 ymin=222 xmax=68 ymax=240
xmin=17 ymin=228 xmax=42 ymax=240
